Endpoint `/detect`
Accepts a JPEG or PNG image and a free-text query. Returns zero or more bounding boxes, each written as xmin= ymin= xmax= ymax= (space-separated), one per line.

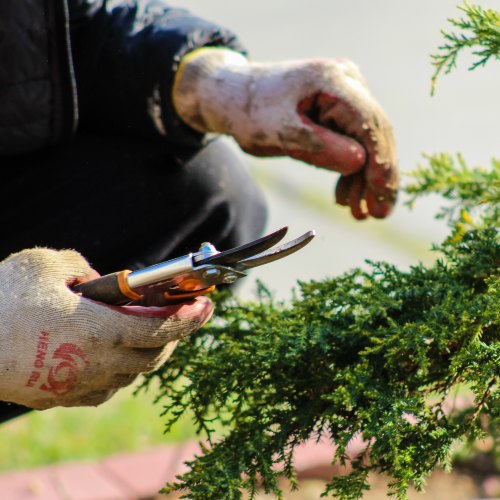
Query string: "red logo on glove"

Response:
xmin=40 ymin=343 xmax=90 ymax=396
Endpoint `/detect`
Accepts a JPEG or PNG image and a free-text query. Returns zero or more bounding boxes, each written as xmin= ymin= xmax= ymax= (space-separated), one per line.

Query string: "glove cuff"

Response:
xmin=172 ymin=47 xmax=251 ymax=134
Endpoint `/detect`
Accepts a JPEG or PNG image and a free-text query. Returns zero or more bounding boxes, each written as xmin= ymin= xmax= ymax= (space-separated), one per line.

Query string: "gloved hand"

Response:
xmin=0 ymin=248 xmax=213 ymax=410
xmin=173 ymin=48 xmax=398 ymax=220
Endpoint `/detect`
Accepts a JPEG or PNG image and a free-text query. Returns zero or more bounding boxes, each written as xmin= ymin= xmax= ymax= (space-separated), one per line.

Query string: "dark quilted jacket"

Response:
xmin=0 ymin=0 xmax=246 ymax=156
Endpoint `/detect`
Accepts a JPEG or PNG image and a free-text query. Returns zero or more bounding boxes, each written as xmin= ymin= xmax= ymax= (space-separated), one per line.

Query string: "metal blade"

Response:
xmin=195 ymin=226 xmax=289 ymax=267
xmin=235 ymin=230 xmax=315 ymax=270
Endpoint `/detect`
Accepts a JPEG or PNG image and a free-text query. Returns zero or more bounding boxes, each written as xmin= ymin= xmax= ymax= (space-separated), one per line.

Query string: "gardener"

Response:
xmin=0 ymin=0 xmax=397 ymax=414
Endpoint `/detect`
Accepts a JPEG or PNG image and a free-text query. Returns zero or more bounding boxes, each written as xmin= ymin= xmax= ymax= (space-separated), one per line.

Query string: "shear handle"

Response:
xmin=73 ymin=270 xmax=141 ymax=305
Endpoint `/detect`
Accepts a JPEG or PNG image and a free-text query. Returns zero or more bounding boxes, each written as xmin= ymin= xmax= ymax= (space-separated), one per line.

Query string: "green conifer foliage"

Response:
xmin=431 ymin=1 xmax=500 ymax=93
xmin=139 ymin=3 xmax=499 ymax=498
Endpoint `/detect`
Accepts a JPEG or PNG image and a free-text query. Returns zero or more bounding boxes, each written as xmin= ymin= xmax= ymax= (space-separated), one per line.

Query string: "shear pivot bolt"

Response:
xmin=222 ymin=273 xmax=238 ymax=284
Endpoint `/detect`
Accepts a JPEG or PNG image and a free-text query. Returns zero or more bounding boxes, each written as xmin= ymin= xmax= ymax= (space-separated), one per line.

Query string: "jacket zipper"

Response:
xmin=45 ymin=0 xmax=79 ymax=144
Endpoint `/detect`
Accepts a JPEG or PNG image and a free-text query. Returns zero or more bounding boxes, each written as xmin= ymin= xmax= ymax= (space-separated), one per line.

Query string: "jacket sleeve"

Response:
xmin=69 ymin=0 xmax=247 ymax=147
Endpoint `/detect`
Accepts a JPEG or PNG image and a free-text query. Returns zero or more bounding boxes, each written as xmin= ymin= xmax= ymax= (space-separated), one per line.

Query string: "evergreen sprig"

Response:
xmin=138 ymin=158 xmax=499 ymax=499
xmin=406 ymin=153 xmax=500 ymax=216
xmin=406 ymin=153 xmax=500 ymax=241
xmin=431 ymin=1 xmax=500 ymax=94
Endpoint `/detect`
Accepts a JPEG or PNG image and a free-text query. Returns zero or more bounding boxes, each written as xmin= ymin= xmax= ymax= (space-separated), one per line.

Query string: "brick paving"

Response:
xmin=0 ymin=396 xmax=476 ymax=499
xmin=0 ymin=443 xmax=186 ymax=500
xmin=0 ymin=439 xmax=343 ymax=500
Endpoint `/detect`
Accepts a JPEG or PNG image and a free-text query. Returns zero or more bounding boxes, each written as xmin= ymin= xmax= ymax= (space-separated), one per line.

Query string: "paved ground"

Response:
xmin=1 ymin=428 xmax=497 ymax=499
xmin=0 ymin=441 xmax=196 ymax=499
xmin=0 ymin=438 xmax=356 ymax=500
xmin=0 ymin=442 xmax=497 ymax=500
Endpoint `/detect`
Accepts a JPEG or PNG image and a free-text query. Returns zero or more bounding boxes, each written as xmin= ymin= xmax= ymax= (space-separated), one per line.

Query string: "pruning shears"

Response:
xmin=73 ymin=227 xmax=315 ymax=305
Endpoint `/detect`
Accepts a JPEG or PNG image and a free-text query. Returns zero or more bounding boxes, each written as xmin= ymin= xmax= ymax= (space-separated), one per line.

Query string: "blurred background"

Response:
xmin=208 ymin=0 xmax=499 ymax=300
xmin=1 ymin=1 xmax=498 ymax=497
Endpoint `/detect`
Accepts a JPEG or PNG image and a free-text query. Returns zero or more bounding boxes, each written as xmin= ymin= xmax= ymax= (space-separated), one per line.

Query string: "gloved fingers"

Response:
xmin=141 ymin=340 xmax=179 ymax=371
xmin=346 ymin=172 xmax=369 ymax=220
xmin=60 ymin=389 xmax=117 ymax=408
xmin=240 ymin=119 xmax=365 ymax=176
xmin=68 ymin=267 xmax=100 ymax=288
xmin=109 ymin=342 xmax=179 ymax=375
xmin=363 ymin=131 xmax=398 ymax=218
xmin=334 ymin=175 xmax=352 ymax=207
xmin=55 ymin=249 xmax=98 ymax=283
xmin=317 ymin=92 xmax=398 ymax=217
xmin=293 ymin=94 xmax=366 ymax=174
xmin=314 ymin=89 xmax=398 ymax=218
xmin=5 ymin=248 xmax=96 ymax=283
xmin=366 ymin=185 xmax=396 ymax=219
xmin=336 ymin=172 xmax=395 ymax=219
xmin=94 ymin=296 xmax=214 ymax=348
xmin=34 ymin=344 xmax=175 ymax=408
xmin=108 ymin=373 xmax=138 ymax=389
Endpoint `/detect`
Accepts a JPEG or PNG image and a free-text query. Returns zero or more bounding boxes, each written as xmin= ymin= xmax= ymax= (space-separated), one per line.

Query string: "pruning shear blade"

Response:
xmin=195 ymin=226 xmax=288 ymax=267
xmin=235 ymin=230 xmax=316 ymax=270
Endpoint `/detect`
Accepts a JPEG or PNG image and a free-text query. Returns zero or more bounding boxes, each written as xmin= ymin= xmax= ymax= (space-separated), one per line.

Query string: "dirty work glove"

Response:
xmin=0 ymin=248 xmax=213 ymax=410
xmin=173 ymin=48 xmax=398 ymax=220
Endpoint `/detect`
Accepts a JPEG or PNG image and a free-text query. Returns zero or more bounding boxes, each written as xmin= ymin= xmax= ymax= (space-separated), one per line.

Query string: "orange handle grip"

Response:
xmin=163 ymin=285 xmax=216 ymax=302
